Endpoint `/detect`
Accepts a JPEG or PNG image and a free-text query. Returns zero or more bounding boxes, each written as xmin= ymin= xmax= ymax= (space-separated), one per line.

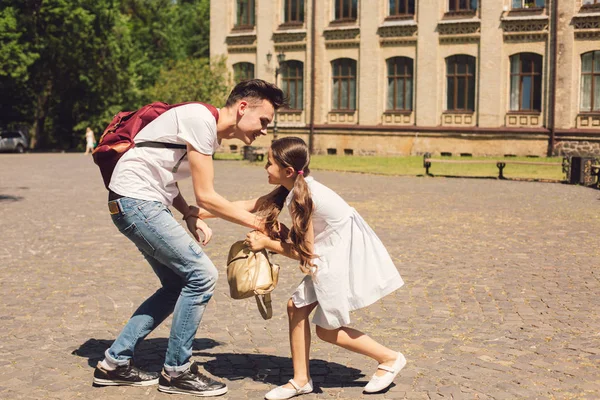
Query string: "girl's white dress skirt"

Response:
xmin=286 ymin=177 xmax=404 ymax=330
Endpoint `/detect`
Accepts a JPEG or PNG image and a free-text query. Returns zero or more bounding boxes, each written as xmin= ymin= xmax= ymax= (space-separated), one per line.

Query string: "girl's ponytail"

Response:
xmin=289 ymin=169 xmax=314 ymax=271
xmin=270 ymin=137 xmax=315 ymax=271
xmin=257 ymin=185 xmax=289 ymax=240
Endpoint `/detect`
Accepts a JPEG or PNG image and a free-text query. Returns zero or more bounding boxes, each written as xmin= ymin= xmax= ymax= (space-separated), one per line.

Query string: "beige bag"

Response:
xmin=226 ymin=240 xmax=280 ymax=320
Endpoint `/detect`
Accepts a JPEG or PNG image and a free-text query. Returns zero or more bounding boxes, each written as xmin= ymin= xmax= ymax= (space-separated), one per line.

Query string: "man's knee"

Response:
xmin=187 ymin=262 xmax=219 ymax=293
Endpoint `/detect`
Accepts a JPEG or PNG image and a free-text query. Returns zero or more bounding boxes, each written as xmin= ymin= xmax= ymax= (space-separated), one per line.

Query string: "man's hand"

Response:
xmin=185 ymin=216 xmax=213 ymax=246
xmin=245 ymin=230 xmax=270 ymax=252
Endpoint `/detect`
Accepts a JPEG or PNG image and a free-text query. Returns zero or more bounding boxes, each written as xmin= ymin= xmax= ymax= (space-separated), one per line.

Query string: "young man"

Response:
xmin=93 ymin=80 xmax=285 ymax=397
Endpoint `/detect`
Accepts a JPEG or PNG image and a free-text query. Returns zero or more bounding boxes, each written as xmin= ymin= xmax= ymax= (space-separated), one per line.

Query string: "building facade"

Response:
xmin=210 ymin=0 xmax=600 ymax=156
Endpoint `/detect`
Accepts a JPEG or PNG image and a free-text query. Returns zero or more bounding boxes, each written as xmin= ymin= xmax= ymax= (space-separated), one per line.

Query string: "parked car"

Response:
xmin=0 ymin=130 xmax=29 ymax=153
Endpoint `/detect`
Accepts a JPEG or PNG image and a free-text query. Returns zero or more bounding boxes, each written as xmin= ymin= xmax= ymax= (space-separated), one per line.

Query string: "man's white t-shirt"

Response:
xmin=109 ymin=103 xmax=219 ymax=205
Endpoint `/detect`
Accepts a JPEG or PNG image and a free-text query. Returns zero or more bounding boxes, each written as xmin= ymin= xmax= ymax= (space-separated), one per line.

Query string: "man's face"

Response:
xmin=234 ymin=99 xmax=275 ymax=144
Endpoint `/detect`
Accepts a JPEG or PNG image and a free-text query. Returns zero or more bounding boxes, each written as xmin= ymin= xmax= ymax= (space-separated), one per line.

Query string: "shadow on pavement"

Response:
xmin=72 ymin=337 xmax=221 ymax=372
xmin=72 ymin=338 xmax=367 ymax=389
xmin=0 ymin=194 xmax=24 ymax=202
xmin=195 ymin=351 xmax=366 ymax=389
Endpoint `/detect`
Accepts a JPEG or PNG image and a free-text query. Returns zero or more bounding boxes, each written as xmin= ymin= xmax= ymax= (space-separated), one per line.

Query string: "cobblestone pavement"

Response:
xmin=1 ymin=153 xmax=599 ymax=400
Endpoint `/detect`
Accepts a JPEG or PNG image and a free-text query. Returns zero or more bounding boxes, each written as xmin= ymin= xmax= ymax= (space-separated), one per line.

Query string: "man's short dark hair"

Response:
xmin=225 ymin=79 xmax=287 ymax=110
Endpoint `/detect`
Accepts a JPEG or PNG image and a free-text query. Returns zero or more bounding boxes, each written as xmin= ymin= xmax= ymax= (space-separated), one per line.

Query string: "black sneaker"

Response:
xmin=158 ymin=361 xmax=228 ymax=397
xmin=93 ymin=360 xmax=159 ymax=387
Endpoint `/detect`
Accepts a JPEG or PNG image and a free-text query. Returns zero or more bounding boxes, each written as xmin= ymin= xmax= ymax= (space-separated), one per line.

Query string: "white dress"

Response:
xmin=287 ymin=176 xmax=404 ymax=329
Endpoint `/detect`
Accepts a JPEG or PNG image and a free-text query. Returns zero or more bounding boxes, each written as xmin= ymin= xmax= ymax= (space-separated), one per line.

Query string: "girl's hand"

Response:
xmin=245 ymin=230 xmax=270 ymax=251
xmin=186 ymin=216 xmax=213 ymax=246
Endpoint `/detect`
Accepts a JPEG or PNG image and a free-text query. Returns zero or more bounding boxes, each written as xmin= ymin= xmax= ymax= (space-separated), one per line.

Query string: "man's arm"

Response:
xmin=172 ymin=184 xmax=213 ymax=245
xmin=188 ymin=145 xmax=265 ymax=231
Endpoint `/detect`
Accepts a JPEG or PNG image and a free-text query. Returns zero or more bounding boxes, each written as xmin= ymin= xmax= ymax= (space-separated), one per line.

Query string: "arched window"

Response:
xmin=284 ymin=0 xmax=304 ymax=24
xmin=334 ymin=0 xmax=358 ymax=21
xmin=446 ymin=55 xmax=476 ymax=112
xmin=233 ymin=62 xmax=255 ymax=83
xmin=331 ymin=59 xmax=357 ymax=110
xmin=510 ymin=53 xmax=542 ymax=112
xmin=389 ymin=0 xmax=415 ymax=16
xmin=581 ymin=51 xmax=600 ymax=112
xmin=281 ymin=61 xmax=304 ymax=110
xmin=386 ymin=57 xmax=413 ymax=111
xmin=236 ymin=0 xmax=255 ymax=28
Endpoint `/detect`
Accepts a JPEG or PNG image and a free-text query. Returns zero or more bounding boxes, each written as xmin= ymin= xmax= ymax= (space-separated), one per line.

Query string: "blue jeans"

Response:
xmin=104 ymin=197 xmax=218 ymax=373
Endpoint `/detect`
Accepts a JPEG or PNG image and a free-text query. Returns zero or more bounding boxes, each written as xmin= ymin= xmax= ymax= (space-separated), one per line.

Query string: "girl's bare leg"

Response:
xmin=315 ymin=326 xmax=399 ymax=377
xmin=280 ymin=299 xmax=318 ymax=389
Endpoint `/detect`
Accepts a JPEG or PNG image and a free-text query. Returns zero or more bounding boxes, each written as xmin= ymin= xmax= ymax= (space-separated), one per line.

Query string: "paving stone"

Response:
xmin=0 ymin=154 xmax=599 ymax=399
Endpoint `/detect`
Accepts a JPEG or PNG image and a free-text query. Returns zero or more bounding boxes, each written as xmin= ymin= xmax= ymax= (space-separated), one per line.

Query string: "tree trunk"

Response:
xmin=30 ymin=79 xmax=52 ymax=149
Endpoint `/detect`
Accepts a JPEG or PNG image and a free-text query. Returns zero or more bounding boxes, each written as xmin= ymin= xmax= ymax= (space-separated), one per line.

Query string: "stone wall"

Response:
xmin=554 ymin=140 xmax=600 ymax=156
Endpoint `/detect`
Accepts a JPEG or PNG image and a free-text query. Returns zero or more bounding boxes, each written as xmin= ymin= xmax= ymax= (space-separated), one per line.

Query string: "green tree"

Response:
xmin=0 ymin=0 xmax=213 ymax=150
xmin=145 ymin=56 xmax=232 ymax=107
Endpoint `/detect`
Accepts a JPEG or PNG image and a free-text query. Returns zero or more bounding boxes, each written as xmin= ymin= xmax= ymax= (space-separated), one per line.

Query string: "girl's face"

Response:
xmin=265 ymin=149 xmax=293 ymax=186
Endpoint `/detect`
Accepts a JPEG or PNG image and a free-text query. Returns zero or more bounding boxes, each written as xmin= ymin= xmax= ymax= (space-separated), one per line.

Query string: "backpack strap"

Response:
xmin=255 ymin=293 xmax=273 ymax=320
xmin=135 ymin=141 xmax=187 ymax=150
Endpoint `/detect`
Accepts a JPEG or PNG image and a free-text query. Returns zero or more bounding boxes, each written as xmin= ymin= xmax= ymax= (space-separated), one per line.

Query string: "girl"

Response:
xmin=84 ymin=127 xmax=96 ymax=155
xmin=243 ymin=137 xmax=406 ymax=399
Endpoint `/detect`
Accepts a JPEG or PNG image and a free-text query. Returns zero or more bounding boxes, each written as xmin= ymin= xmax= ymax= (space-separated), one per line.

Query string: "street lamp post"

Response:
xmin=267 ymin=50 xmax=286 ymax=141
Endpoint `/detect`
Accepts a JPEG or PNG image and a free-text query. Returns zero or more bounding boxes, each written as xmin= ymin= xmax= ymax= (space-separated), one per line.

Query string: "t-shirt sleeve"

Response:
xmin=176 ymin=104 xmax=219 ymax=155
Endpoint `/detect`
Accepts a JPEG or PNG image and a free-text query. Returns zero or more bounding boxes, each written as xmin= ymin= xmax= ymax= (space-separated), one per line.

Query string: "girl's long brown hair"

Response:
xmin=257 ymin=137 xmax=314 ymax=270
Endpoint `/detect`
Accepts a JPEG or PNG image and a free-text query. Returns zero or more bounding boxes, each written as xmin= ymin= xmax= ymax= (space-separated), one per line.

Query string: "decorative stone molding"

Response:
xmin=377 ymin=20 xmax=418 ymax=46
xmin=437 ymin=19 xmax=480 ymax=44
xmin=278 ymin=110 xmax=305 ymax=125
xmin=324 ymin=27 xmax=360 ymax=49
xmin=501 ymin=18 xmax=548 ymax=32
xmin=501 ymin=15 xmax=548 ymax=42
xmin=573 ymin=13 xmax=600 ymax=40
xmin=577 ymin=113 xmax=600 ymax=129
xmin=506 ymin=113 xmax=543 ymax=128
xmin=327 ymin=111 xmax=357 ymax=124
xmin=226 ymin=32 xmax=257 ymax=53
xmin=272 ymin=29 xmax=307 ymax=51
xmin=382 ymin=112 xmax=414 ymax=125
xmin=272 ymin=30 xmax=307 ymax=44
xmin=441 ymin=112 xmax=476 ymax=127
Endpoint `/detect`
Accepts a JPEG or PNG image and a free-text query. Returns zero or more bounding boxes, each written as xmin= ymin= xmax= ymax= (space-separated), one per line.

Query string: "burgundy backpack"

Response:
xmin=93 ymin=101 xmax=218 ymax=189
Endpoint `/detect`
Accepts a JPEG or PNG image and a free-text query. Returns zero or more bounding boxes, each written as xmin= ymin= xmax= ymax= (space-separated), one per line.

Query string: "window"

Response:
xmin=284 ymin=0 xmax=304 ymax=24
xmin=581 ymin=51 xmax=600 ymax=113
xmin=389 ymin=0 xmax=415 ymax=16
xmin=236 ymin=0 xmax=255 ymax=28
xmin=281 ymin=61 xmax=304 ymax=109
xmin=386 ymin=57 xmax=413 ymax=111
xmin=446 ymin=55 xmax=476 ymax=112
xmin=583 ymin=0 xmax=600 ymax=6
xmin=512 ymin=0 xmax=545 ymax=8
xmin=510 ymin=53 xmax=542 ymax=112
xmin=448 ymin=0 xmax=477 ymax=12
xmin=332 ymin=59 xmax=357 ymax=110
xmin=233 ymin=62 xmax=255 ymax=83
xmin=334 ymin=0 xmax=358 ymax=21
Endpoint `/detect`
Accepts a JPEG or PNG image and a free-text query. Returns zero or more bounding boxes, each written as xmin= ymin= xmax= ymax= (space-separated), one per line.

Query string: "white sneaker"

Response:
xmin=364 ymin=352 xmax=407 ymax=393
xmin=264 ymin=379 xmax=313 ymax=400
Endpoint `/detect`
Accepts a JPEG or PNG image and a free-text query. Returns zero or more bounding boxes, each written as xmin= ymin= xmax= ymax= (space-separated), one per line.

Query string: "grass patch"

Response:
xmin=308 ymin=155 xmax=565 ymax=181
xmin=214 ymin=152 xmax=243 ymax=161
xmin=229 ymin=153 xmax=567 ymax=181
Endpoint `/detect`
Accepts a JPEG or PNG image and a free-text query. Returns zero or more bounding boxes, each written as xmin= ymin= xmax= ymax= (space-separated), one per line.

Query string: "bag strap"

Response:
xmin=255 ymin=293 xmax=273 ymax=320
xmin=136 ymin=141 xmax=187 ymax=150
